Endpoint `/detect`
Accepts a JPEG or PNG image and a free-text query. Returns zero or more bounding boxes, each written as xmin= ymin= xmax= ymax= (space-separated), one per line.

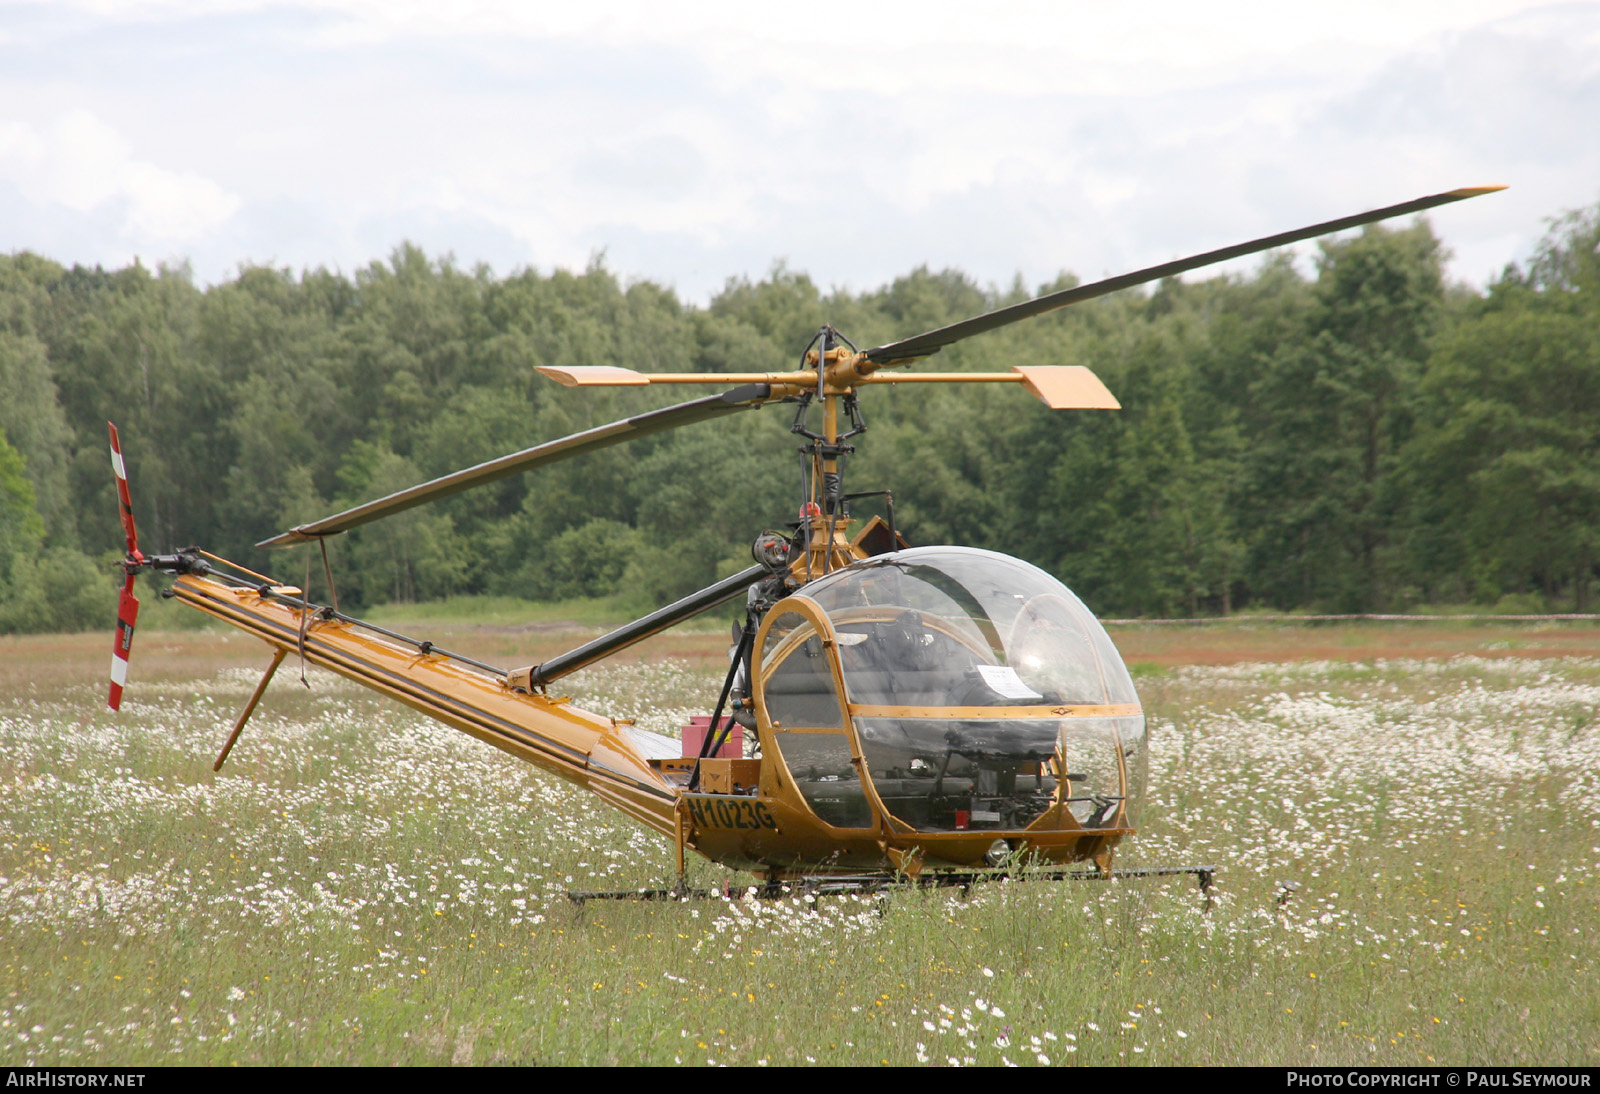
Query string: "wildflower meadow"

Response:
xmin=1 ymin=625 xmax=1596 ymax=1065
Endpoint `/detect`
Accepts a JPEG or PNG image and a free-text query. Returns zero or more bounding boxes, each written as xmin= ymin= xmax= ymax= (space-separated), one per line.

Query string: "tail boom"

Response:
xmin=167 ymin=570 xmax=681 ymax=837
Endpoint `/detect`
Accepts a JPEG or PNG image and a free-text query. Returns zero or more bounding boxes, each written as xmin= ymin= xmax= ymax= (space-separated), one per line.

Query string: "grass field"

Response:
xmin=1 ymin=620 xmax=1597 ymax=1066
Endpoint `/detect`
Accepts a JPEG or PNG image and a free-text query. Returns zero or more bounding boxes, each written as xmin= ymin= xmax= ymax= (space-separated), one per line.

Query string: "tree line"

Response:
xmin=1 ymin=200 xmax=1596 ymax=633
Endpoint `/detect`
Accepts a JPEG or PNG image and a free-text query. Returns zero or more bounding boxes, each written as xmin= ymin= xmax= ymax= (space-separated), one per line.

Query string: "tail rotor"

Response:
xmin=108 ymin=422 xmax=142 ymax=711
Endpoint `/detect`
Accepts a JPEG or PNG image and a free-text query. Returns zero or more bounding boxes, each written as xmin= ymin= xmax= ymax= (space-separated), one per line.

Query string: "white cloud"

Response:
xmin=0 ymin=108 xmax=239 ymax=244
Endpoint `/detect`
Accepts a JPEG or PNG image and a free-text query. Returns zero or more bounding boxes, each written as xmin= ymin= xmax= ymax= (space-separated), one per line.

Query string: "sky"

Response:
xmin=1 ymin=0 xmax=1596 ymax=305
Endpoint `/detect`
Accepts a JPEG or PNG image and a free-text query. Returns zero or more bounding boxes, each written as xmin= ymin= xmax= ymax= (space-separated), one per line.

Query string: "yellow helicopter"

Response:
xmin=107 ymin=185 xmax=1502 ymax=899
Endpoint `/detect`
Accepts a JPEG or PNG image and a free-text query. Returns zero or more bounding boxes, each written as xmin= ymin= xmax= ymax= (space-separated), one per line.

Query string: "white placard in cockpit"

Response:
xmin=976 ymin=665 xmax=1044 ymax=701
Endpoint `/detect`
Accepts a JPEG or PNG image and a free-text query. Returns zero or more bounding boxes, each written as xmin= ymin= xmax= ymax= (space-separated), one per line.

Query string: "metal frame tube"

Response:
xmin=529 ymin=565 xmax=767 ymax=687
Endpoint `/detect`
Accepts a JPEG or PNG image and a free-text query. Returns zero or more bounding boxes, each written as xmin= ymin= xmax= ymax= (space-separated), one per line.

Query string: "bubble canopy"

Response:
xmin=757 ymin=547 xmax=1146 ymax=839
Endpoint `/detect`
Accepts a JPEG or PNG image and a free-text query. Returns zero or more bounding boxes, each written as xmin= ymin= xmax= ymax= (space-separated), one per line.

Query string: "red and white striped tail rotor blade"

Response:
xmin=107 ymin=421 xmax=144 ymax=710
xmin=108 ymin=422 xmax=139 ymax=558
xmin=109 ymin=573 xmax=139 ymax=710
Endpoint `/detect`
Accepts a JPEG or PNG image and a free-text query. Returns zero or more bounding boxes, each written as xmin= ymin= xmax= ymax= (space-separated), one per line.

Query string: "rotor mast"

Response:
xmin=793 ymin=325 xmax=875 ymax=578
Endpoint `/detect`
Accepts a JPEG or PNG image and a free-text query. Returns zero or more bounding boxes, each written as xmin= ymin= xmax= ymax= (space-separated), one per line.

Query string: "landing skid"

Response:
xmin=568 ymin=864 xmax=1218 ymax=905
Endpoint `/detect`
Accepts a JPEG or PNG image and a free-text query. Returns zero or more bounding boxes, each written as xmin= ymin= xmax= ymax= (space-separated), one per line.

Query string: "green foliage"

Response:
xmin=530 ymin=518 xmax=643 ymax=601
xmin=335 ymin=441 xmax=469 ymax=606
xmin=0 ymin=331 xmax=76 ymax=545
xmin=0 ymin=547 xmax=119 ymax=634
xmin=1 ymin=423 xmax=120 ymax=634
xmin=1239 ymin=222 xmax=1445 ymax=611
xmin=1403 ymin=304 xmax=1600 ymax=609
xmin=0 ymin=428 xmax=46 ymax=595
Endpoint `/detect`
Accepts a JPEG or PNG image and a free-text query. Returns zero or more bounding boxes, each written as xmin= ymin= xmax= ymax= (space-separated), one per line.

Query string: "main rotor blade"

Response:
xmin=258 ymin=384 xmax=773 ymax=549
xmin=864 ymin=185 xmax=1506 ymax=364
xmin=537 ymin=365 xmax=814 ymax=389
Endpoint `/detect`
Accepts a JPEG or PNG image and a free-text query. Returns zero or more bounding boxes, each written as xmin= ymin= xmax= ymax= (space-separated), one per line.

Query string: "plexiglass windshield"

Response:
xmin=790 ymin=548 xmax=1144 ymax=833
xmin=804 ymin=547 xmax=1137 ymax=707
